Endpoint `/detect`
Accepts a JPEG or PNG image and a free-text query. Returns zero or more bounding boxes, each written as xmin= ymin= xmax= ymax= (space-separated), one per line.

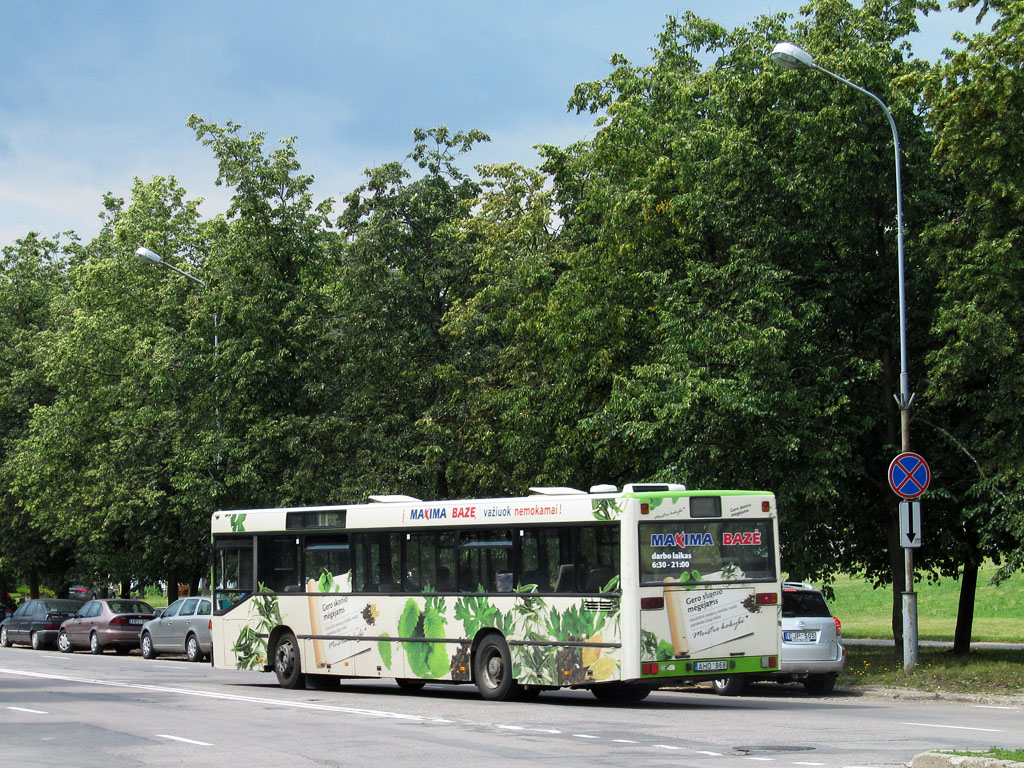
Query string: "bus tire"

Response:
xmin=473 ymin=634 xmax=516 ymax=701
xmin=712 ymin=676 xmax=747 ymax=696
xmin=591 ymin=683 xmax=651 ymax=703
xmin=273 ymin=631 xmax=304 ymax=689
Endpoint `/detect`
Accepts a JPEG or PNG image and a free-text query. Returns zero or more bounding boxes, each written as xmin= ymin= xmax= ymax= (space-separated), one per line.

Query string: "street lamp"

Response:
xmin=771 ymin=42 xmax=918 ymax=670
xmin=135 ymin=247 xmax=206 ymax=288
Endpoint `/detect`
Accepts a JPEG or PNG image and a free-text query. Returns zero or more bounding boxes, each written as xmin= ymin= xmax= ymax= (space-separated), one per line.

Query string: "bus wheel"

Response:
xmin=712 ymin=676 xmax=747 ymax=696
xmin=591 ymin=683 xmax=651 ymax=703
xmin=473 ymin=634 xmax=515 ymax=701
xmin=396 ymin=679 xmax=426 ymax=692
xmin=274 ymin=631 xmax=304 ymax=689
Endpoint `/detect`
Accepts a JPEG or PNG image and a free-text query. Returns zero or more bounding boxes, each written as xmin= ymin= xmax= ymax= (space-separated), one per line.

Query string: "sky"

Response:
xmin=0 ymin=1 xmax=984 ymax=247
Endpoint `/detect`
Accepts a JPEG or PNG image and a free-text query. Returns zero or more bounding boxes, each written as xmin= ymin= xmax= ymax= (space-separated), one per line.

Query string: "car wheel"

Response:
xmin=58 ymin=630 xmax=73 ymax=653
xmin=31 ymin=631 xmax=43 ymax=650
xmin=712 ymin=676 xmax=747 ymax=696
xmin=273 ymin=632 xmax=304 ymax=689
xmin=0 ymin=626 xmax=10 ymax=647
xmin=186 ymin=634 xmax=202 ymax=662
xmin=141 ymin=632 xmax=157 ymax=660
xmin=473 ymin=633 xmax=517 ymax=701
xmin=803 ymin=673 xmax=837 ymax=696
xmin=89 ymin=631 xmax=104 ymax=655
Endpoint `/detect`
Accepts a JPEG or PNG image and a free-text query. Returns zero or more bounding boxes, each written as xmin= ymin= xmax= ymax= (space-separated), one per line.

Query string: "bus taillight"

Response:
xmin=761 ymin=656 xmax=778 ymax=669
xmin=642 ymin=662 xmax=660 ymax=675
xmin=640 ymin=597 xmax=664 ymax=610
xmin=755 ymin=592 xmax=778 ymax=605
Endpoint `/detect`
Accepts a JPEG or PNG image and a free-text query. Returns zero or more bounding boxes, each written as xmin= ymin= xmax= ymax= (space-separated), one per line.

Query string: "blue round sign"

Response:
xmin=888 ymin=452 xmax=931 ymax=499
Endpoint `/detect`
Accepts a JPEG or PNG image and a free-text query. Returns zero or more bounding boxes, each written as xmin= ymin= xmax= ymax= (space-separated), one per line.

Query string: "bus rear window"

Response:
xmin=638 ymin=519 xmax=776 ymax=585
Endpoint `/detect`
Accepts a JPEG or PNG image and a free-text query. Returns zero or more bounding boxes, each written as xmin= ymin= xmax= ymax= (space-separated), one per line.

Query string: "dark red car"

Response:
xmin=57 ymin=599 xmax=156 ymax=654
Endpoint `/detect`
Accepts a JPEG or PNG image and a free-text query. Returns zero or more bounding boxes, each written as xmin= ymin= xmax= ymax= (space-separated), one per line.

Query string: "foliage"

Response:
xmin=0 ymin=0 xmax=1021 ymax=650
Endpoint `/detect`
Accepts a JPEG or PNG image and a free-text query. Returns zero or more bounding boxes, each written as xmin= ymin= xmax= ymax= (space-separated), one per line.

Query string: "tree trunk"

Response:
xmin=29 ymin=569 xmax=40 ymax=599
xmin=887 ymin=499 xmax=905 ymax=660
xmin=119 ymin=579 xmax=131 ymax=598
xmin=167 ymin=568 xmax=179 ymax=604
xmin=952 ymin=562 xmax=978 ymax=656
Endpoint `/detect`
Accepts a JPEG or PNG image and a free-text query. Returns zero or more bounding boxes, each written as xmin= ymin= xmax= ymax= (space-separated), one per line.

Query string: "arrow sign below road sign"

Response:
xmin=889 ymin=451 xmax=931 ymax=499
xmin=900 ymin=500 xmax=921 ymax=548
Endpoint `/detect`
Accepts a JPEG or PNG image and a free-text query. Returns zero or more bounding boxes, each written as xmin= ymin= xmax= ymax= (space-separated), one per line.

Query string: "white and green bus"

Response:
xmin=210 ymin=484 xmax=781 ymax=701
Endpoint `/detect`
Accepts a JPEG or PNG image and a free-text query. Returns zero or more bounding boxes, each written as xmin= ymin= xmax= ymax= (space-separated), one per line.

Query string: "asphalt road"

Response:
xmin=1 ymin=645 xmax=1021 ymax=768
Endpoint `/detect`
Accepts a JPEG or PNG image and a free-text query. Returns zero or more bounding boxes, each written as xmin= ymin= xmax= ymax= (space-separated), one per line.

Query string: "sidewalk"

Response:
xmin=844 ymin=638 xmax=1024 ymax=651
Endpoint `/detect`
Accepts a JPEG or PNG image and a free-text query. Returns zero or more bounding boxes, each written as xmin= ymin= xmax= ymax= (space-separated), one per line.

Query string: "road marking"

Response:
xmin=903 ymin=721 xmax=1003 ymax=733
xmin=792 ymin=762 xmax=825 ymax=766
xmin=743 ymin=758 xmax=774 ymax=762
xmin=7 ymin=706 xmax=47 ymax=714
xmin=973 ymin=705 xmax=1015 ymax=710
xmin=157 ymin=734 xmax=213 ymax=746
xmin=529 ymin=729 xmax=562 ymax=734
xmin=653 ymin=744 xmax=683 ymax=750
xmin=573 ymin=734 xmax=599 ymax=739
xmin=696 ymin=750 xmax=723 ymax=756
xmin=613 ymin=739 xmax=639 ymax=744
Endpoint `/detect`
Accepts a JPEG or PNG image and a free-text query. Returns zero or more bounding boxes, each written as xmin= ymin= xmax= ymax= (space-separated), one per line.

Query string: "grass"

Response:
xmin=816 ymin=563 xmax=1024 ymax=696
xmin=840 ymin=644 xmax=1024 ymax=695
xmin=825 ymin=562 xmax=1024 ymax=643
xmin=944 ymin=749 xmax=1024 ymax=762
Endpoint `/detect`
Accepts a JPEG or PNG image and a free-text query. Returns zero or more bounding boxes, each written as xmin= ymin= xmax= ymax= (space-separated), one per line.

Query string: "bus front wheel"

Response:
xmin=274 ymin=631 xmax=304 ymax=689
xmin=473 ymin=634 xmax=516 ymax=701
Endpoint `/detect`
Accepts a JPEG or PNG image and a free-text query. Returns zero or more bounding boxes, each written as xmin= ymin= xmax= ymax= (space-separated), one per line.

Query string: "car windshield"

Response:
xmin=107 ymin=601 xmax=154 ymax=614
xmin=782 ymin=590 xmax=832 ymax=618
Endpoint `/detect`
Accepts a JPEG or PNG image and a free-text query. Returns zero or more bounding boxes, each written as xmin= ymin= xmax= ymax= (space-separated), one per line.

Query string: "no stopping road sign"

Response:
xmin=889 ymin=452 xmax=931 ymax=499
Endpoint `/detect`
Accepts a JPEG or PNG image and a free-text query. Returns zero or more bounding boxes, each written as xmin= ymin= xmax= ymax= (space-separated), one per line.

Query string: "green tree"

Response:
xmin=0 ymin=233 xmax=73 ymax=596
xmin=917 ymin=0 xmax=1024 ymax=651
xmin=334 ymin=126 xmax=489 ymax=499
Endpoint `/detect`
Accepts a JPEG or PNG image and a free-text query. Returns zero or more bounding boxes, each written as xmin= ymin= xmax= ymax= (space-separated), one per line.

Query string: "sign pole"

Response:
xmin=890 ymin=445 xmax=929 ymax=672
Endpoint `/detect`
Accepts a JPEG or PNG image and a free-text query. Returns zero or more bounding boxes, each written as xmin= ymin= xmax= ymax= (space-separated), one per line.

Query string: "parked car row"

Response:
xmin=0 ymin=596 xmax=212 ymax=662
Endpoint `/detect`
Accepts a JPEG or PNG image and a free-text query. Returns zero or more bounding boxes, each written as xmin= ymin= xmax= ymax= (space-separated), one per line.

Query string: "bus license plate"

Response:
xmin=694 ymin=660 xmax=728 ymax=672
xmin=784 ymin=630 xmax=816 ymax=642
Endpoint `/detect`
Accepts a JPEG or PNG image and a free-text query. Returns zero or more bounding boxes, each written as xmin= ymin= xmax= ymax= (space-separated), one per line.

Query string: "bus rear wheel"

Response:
xmin=473 ymin=634 xmax=516 ymax=701
xmin=274 ymin=631 xmax=304 ymax=689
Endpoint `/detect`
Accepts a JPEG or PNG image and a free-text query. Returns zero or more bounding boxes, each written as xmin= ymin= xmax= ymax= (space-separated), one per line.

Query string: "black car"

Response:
xmin=0 ymin=598 xmax=83 ymax=650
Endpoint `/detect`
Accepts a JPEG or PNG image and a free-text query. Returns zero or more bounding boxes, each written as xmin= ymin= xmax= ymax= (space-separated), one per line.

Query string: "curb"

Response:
xmin=911 ymin=753 xmax=1024 ymax=768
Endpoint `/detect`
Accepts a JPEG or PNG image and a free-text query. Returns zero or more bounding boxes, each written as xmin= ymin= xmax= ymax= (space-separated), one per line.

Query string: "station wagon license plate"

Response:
xmin=783 ymin=630 xmax=817 ymax=642
xmin=694 ymin=660 xmax=729 ymax=672
xmin=129 ymin=618 xmax=145 ymax=625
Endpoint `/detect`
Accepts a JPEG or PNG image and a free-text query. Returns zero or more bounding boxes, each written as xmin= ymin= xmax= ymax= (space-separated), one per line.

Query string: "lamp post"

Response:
xmin=770 ymin=42 xmax=917 ymax=670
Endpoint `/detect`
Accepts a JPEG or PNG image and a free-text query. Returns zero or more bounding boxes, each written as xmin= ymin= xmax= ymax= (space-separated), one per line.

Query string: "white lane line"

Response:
xmin=696 ymin=751 xmax=723 ymax=756
xmin=613 ymin=739 xmax=639 ymax=744
xmin=903 ymin=721 xmax=1003 ymax=733
xmin=973 ymin=705 xmax=1016 ymax=710
xmin=743 ymin=758 xmax=775 ymax=762
xmin=7 ymin=706 xmax=48 ymax=714
xmin=0 ymin=667 xmax=430 ymax=722
xmin=529 ymin=729 xmax=562 ymax=734
xmin=157 ymin=734 xmax=213 ymax=746
xmin=792 ymin=762 xmax=825 ymax=766
xmin=653 ymin=744 xmax=683 ymax=750
xmin=498 ymin=725 xmax=524 ymax=731
xmin=574 ymin=734 xmax=599 ymax=739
